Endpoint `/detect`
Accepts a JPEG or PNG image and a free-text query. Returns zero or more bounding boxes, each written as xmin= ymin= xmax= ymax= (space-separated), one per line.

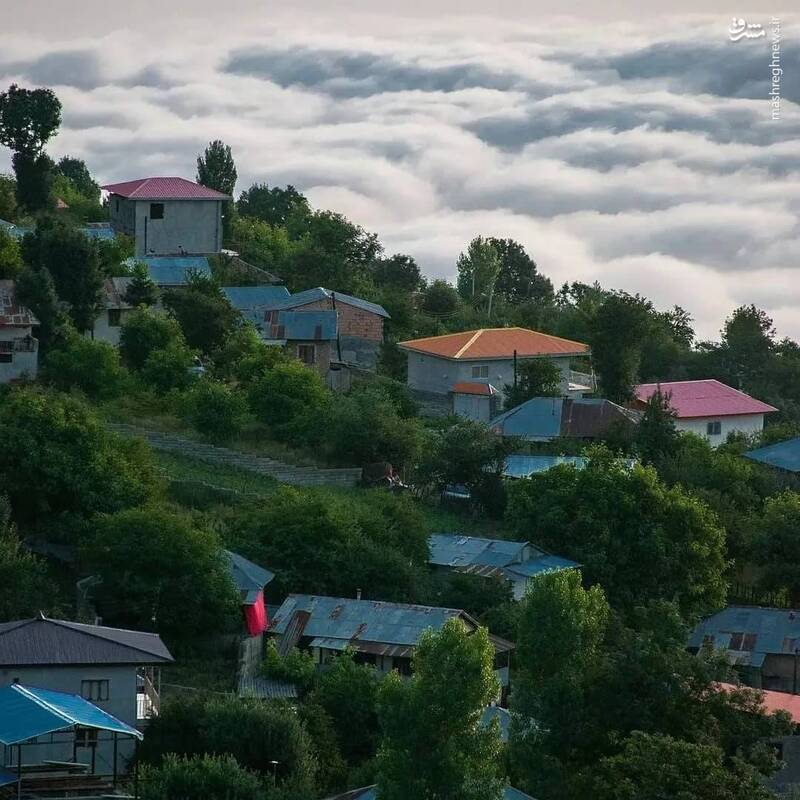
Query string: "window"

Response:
xmin=728 ymin=632 xmax=757 ymax=652
xmin=108 ymin=309 xmax=121 ymax=327
xmin=471 ymin=365 xmax=489 ymax=379
xmin=0 ymin=352 xmax=12 ymax=364
xmin=81 ymin=679 xmax=109 ymax=702
xmin=75 ymin=727 xmax=98 ymax=748
xmin=149 ymin=203 xmax=164 ymax=220
xmin=298 ymin=344 xmax=316 ymax=365
xmin=706 ymin=420 xmax=722 ymax=436
xmin=394 ymin=657 xmax=412 ymax=676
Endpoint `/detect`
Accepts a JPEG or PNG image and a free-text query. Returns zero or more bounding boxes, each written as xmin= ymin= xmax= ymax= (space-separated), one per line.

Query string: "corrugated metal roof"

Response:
xmin=102 ymin=277 xmax=133 ymax=310
xmin=0 ymin=616 xmax=173 ymax=666
xmin=744 ymin=437 xmax=800 ymax=474
xmin=0 ymin=280 xmax=39 ymax=327
xmin=243 ymin=309 xmax=338 ymax=341
xmin=264 ymin=287 xmax=390 ymax=319
xmin=0 ymin=684 xmax=142 ymax=745
xmin=635 ymin=379 xmax=777 ymax=419
xmin=124 ymin=256 xmax=211 ymax=286
xmin=452 ymin=381 xmax=498 ymax=396
xmin=102 ymin=177 xmax=229 ymax=200
xmin=398 ymin=327 xmax=588 ymax=360
xmin=226 ymin=550 xmax=275 ymax=602
xmin=238 ymin=674 xmax=298 ymax=700
xmin=503 ymin=455 xmax=588 ymax=478
xmin=222 ymin=285 xmax=291 ymax=311
xmin=82 ymin=224 xmax=116 ymax=241
xmin=689 ymin=605 xmax=800 ymax=663
xmin=429 ymin=534 xmax=529 ymax=569
xmin=503 ymin=555 xmax=580 ymax=579
xmin=323 ymin=786 xmax=534 ymax=800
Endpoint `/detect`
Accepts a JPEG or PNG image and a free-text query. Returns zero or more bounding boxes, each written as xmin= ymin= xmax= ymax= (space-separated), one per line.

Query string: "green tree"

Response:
xmin=123 ymin=261 xmax=158 ymax=307
xmin=43 ymin=332 xmax=127 ymax=399
xmin=371 ymin=253 xmax=424 ymax=293
xmin=376 ymin=618 xmax=504 ymax=800
xmin=83 ymin=506 xmax=238 ymax=641
xmin=140 ymin=754 xmax=265 ymax=800
xmin=140 ymin=340 xmax=194 ymax=394
xmin=247 ymin=360 xmax=331 ymax=442
xmin=422 ymin=279 xmax=460 ymax=315
xmin=0 ymin=227 xmax=22 ymax=278
xmin=56 ymin=156 xmax=100 ymax=200
xmin=590 ymin=292 xmax=653 ymax=402
xmin=210 ymin=323 xmax=286 ymax=384
xmin=237 ymin=183 xmax=309 ymax=227
xmin=503 ymin=358 xmax=562 ymax=409
xmin=0 ymin=174 xmax=17 ymax=220
xmin=0 ymin=84 xmax=61 ymax=212
xmin=753 ymin=491 xmax=800 ymax=606
xmin=119 ymin=306 xmax=185 ymax=370
xmin=229 ymin=216 xmax=293 ymax=277
xmin=0 ymin=387 xmax=156 ymax=530
xmin=634 ymin=389 xmax=680 ymax=465
xmin=456 ymin=237 xmax=501 ymax=316
xmin=181 ymin=379 xmax=248 ymax=443
xmin=505 ymin=448 xmax=727 ymax=620
xmin=21 ymin=220 xmax=104 ymax=331
xmin=14 ymin=265 xmax=67 ymax=352
xmin=197 ymin=140 xmax=237 ymax=240
xmin=488 ymin=237 xmax=553 ymax=305
xmin=0 ymin=495 xmax=59 ymax=621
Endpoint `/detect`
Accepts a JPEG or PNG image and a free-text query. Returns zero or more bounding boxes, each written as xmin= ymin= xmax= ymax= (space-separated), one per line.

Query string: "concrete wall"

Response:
xmin=0 ymin=326 xmax=38 ymax=382
xmin=406 ymin=352 xmax=572 ymax=398
xmin=0 ymin=665 xmax=139 ymax=772
xmin=453 ymin=393 xmax=498 ymax=423
xmin=89 ymin=309 xmax=135 ymax=346
xmin=676 ymin=413 xmax=765 ymax=447
xmin=110 ymin=197 xmax=222 ymax=257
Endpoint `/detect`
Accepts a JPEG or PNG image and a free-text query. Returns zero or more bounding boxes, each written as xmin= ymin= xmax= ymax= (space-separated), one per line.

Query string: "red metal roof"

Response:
xmin=716 ymin=682 xmax=800 ymax=723
xmin=452 ymin=381 xmax=498 ymax=396
xmin=635 ymin=379 xmax=777 ymax=419
xmin=398 ymin=327 xmax=588 ymax=360
xmin=101 ymin=177 xmax=229 ymax=200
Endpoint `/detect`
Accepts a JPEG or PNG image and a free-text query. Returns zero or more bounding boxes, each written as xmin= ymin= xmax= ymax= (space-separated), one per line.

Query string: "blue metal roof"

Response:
xmin=429 ymin=534 xmax=528 ymax=569
xmin=270 ymin=595 xmax=468 ymax=646
xmin=503 ymin=455 xmax=587 ymax=479
xmin=504 ymin=554 xmax=580 ymax=579
xmin=81 ymin=227 xmax=116 ymax=241
xmin=0 ymin=766 xmax=17 ymax=787
xmin=0 ymin=684 xmax=142 ymax=745
xmin=225 ymin=550 xmax=275 ymax=604
xmin=491 ymin=398 xmax=564 ymax=441
xmin=124 ymin=256 xmax=211 ymax=285
xmin=689 ymin=605 xmax=800 ymax=666
xmin=481 ymin=705 xmax=511 ymax=743
xmin=744 ymin=437 xmax=800 ymax=474
xmin=222 ymin=285 xmax=291 ymax=311
xmin=264 ymin=287 xmax=390 ymax=318
xmin=243 ymin=309 xmax=338 ymax=341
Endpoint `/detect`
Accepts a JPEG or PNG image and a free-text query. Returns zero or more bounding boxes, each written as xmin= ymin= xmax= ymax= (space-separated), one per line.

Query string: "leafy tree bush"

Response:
xmin=376 ymin=618 xmax=504 ymax=800
xmin=370 ymin=253 xmax=424 ymax=293
xmin=753 ymin=491 xmax=800 ymax=605
xmin=422 ymin=279 xmax=460 ymax=314
xmin=0 ymin=174 xmax=17 ymax=220
xmin=634 ymin=389 xmax=680 ymax=465
xmin=197 ymin=140 xmax=237 ymax=240
xmin=181 ymin=379 xmax=248 ymax=442
xmin=211 ymin=323 xmax=289 ymax=385
xmin=247 ymin=361 xmax=331 ymax=442
xmin=0 ymin=387 xmax=156 ymax=530
xmin=262 ymin=640 xmax=316 ymax=692
xmin=82 ymin=506 xmax=238 ymax=641
xmin=140 ymin=341 xmax=194 ymax=394
xmin=43 ymin=332 xmax=127 ymax=399
xmin=237 ymin=183 xmax=309 ymax=227
xmin=123 ymin=261 xmax=158 ymax=307
xmin=119 ymin=306 xmax=185 ymax=371
xmin=14 ymin=265 xmax=68 ymax=353
xmin=140 ymin=754 xmax=265 ymax=800
xmin=503 ymin=358 xmax=562 ymax=409
xmin=0 ymin=227 xmax=22 ymax=278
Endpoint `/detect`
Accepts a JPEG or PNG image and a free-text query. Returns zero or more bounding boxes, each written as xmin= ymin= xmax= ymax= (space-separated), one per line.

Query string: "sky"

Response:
xmin=1 ymin=1 xmax=798 ymax=341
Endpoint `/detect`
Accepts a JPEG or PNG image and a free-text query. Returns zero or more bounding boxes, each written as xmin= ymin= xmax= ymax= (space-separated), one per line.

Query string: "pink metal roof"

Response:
xmin=101 ymin=177 xmax=229 ymax=200
xmin=634 ymin=379 xmax=777 ymax=419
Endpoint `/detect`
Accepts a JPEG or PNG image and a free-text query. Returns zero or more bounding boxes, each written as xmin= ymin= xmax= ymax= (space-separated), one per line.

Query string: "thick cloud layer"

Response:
xmin=0 ymin=13 xmax=798 ymax=339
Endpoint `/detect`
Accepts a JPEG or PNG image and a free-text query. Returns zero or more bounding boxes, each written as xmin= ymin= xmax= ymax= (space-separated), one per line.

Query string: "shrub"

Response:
xmin=43 ymin=332 xmax=127 ymax=399
xmin=141 ymin=341 xmax=194 ymax=394
xmin=262 ymin=640 xmax=316 ymax=692
xmin=181 ymin=380 xmax=248 ymax=442
xmin=119 ymin=307 xmax=185 ymax=371
xmin=140 ymin=754 xmax=265 ymax=800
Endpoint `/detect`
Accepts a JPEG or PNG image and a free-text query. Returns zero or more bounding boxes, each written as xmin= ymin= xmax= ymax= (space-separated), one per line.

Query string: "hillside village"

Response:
xmin=2 ymin=82 xmax=800 ymax=800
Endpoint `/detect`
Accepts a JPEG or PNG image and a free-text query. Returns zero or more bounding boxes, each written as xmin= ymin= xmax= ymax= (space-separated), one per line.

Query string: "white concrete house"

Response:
xmin=102 ymin=177 xmax=229 ymax=258
xmin=634 ymin=379 xmax=777 ymax=446
xmin=89 ymin=278 xmax=134 ymax=346
xmin=0 ymin=280 xmax=38 ymax=383
xmin=397 ymin=327 xmax=593 ymax=404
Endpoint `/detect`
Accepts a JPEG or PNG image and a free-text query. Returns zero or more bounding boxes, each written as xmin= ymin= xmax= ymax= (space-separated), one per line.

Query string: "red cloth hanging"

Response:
xmin=244 ymin=590 xmax=268 ymax=636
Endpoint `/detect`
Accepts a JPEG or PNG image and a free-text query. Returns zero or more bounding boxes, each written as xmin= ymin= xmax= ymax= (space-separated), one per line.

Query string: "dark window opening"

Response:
xmin=150 ymin=203 xmax=164 ymax=220
xmin=707 ymin=420 xmax=722 ymax=436
xmin=352 ymin=651 xmax=377 ymax=666
xmin=298 ymin=344 xmax=316 ymax=365
xmin=108 ymin=309 xmax=121 ymax=327
xmin=75 ymin=727 xmax=98 ymax=748
xmin=0 ymin=352 xmax=12 ymax=363
xmin=81 ymin=679 xmax=109 ymax=702
xmin=393 ymin=657 xmax=412 ymax=676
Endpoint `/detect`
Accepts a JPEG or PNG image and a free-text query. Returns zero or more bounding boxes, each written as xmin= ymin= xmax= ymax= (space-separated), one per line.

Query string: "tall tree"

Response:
xmin=753 ymin=491 xmax=800 ymax=606
xmin=0 ymin=84 xmax=61 ymax=213
xmin=0 ymin=227 xmax=22 ymax=279
xmin=488 ymin=237 xmax=553 ymax=304
xmin=0 ymin=174 xmax=17 ymax=220
xmin=123 ymin=261 xmax=158 ymax=307
xmin=376 ymin=618 xmax=504 ymax=800
xmin=15 ymin=264 xmax=67 ymax=353
xmin=56 ymin=156 xmax=100 ymax=200
xmin=634 ymin=389 xmax=680 ymax=465
xmin=371 ymin=253 xmax=424 ymax=293
xmin=456 ymin=237 xmax=501 ymax=316
xmin=237 ymin=183 xmax=309 ymax=227
xmin=196 ymin=140 xmax=237 ymax=240
xmin=503 ymin=358 xmax=563 ymax=409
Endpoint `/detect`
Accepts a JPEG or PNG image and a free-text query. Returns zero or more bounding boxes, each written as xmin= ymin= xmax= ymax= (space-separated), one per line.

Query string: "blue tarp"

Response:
xmin=81 ymin=227 xmax=116 ymax=241
xmin=0 ymin=684 xmax=143 ymax=745
xmin=744 ymin=437 xmax=800 ymax=474
xmin=124 ymin=256 xmax=211 ymax=285
xmin=504 ymin=455 xmax=587 ymax=478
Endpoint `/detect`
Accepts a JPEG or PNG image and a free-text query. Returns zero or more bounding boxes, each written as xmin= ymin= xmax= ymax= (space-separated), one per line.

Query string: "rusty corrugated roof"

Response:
xmin=0 ymin=280 xmax=39 ymax=327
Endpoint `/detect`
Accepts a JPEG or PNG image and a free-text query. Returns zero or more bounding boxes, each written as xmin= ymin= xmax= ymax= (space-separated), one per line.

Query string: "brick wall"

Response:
xmin=299 ymin=299 xmax=384 ymax=341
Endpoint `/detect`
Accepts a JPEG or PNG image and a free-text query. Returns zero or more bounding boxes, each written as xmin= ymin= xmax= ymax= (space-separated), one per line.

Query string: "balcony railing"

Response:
xmin=569 ymin=369 xmax=596 ymax=391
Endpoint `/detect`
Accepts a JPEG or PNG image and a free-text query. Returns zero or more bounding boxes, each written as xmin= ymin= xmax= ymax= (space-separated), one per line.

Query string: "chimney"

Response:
xmin=356 ymin=589 xmax=362 ymax=600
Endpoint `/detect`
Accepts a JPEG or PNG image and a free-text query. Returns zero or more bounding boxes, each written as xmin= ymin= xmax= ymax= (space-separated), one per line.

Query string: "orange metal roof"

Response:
xmin=398 ymin=327 xmax=589 ymax=360
xmin=452 ymin=381 xmax=498 ymax=396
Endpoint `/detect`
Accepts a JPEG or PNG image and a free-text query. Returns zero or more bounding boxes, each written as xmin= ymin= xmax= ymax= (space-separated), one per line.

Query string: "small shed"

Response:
xmin=451 ymin=381 xmax=500 ymax=423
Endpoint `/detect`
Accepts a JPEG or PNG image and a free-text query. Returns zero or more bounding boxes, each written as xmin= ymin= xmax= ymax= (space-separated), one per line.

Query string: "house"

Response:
xmin=222 ymin=285 xmax=291 ymax=312
xmin=633 ymin=379 xmax=777 ymax=446
xmin=0 ymin=280 xmax=39 ymax=383
xmin=397 ymin=327 xmax=592 ymax=403
xmin=262 ymin=287 xmax=389 ymax=370
xmin=0 ymin=684 xmax=142 ymax=790
xmin=123 ymin=255 xmax=212 ymax=287
xmin=88 ymin=278 xmax=133 ymax=346
xmin=744 ymin=437 xmax=800 ymax=474
xmin=226 ymin=550 xmax=275 ymax=636
xmin=490 ymin=396 xmax=640 ymax=441
xmin=688 ymin=606 xmax=800 ymax=692
xmin=102 ymin=177 xmax=229 ymax=258
xmin=452 ymin=381 xmax=502 ymax=422
xmin=268 ymin=594 xmax=513 ymax=692
xmin=323 ymin=786 xmax=535 ymax=800
xmin=0 ymin=615 xmax=173 ymax=771
xmin=429 ymin=534 xmax=579 ymax=601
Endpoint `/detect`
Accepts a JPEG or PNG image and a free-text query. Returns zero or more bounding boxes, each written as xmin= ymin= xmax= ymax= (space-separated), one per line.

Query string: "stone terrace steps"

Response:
xmin=106 ymin=423 xmax=362 ymax=488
